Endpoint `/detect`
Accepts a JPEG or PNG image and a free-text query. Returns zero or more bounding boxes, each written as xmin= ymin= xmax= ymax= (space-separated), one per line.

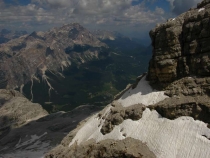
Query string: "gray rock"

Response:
xmin=101 ymin=103 xmax=145 ymax=135
xmin=149 ymin=95 xmax=210 ymax=127
xmin=0 ymin=89 xmax=48 ymax=138
xmin=45 ymin=137 xmax=156 ymax=158
xmin=0 ymin=101 xmax=101 ymax=158
xmin=147 ymin=0 xmax=210 ymax=87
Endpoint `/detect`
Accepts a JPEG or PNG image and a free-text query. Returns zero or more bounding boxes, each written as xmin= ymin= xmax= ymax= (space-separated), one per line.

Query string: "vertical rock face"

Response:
xmin=148 ymin=0 xmax=210 ymax=86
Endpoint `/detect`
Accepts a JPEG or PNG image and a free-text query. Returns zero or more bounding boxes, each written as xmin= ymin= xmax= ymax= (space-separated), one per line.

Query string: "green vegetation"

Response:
xmin=23 ymin=46 xmax=152 ymax=113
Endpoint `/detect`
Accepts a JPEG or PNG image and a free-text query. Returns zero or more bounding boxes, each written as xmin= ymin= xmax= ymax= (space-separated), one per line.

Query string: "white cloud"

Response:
xmin=0 ymin=0 xmax=176 ymax=38
xmin=168 ymin=0 xmax=202 ymax=15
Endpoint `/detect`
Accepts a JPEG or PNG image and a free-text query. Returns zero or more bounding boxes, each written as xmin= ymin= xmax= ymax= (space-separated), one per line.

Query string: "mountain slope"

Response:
xmin=93 ymin=30 xmax=146 ymax=51
xmin=0 ymin=23 xmax=109 ymax=111
xmin=0 ymin=23 xmax=106 ymax=90
xmin=45 ymin=0 xmax=210 ymax=157
xmin=0 ymin=24 xmax=151 ymax=112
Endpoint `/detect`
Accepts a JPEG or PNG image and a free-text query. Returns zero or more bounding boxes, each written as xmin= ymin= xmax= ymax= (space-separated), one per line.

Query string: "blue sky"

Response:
xmin=0 ymin=0 xmax=202 ymax=40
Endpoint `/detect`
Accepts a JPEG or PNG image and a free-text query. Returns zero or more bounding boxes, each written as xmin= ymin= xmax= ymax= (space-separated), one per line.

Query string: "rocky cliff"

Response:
xmin=148 ymin=0 xmax=210 ymax=87
xmin=45 ymin=1 xmax=210 ymax=158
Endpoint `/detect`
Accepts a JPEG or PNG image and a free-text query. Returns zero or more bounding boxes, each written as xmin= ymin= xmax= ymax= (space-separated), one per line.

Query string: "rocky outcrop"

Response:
xmin=45 ymin=138 xmax=156 ymax=158
xmin=164 ymin=76 xmax=210 ymax=97
xmin=149 ymin=95 xmax=210 ymax=128
xmin=148 ymin=0 xmax=210 ymax=86
xmin=0 ymin=89 xmax=48 ymax=139
xmin=101 ymin=102 xmax=145 ymax=135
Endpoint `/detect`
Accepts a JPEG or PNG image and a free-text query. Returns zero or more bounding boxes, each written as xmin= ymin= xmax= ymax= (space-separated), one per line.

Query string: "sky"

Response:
xmin=0 ymin=0 xmax=202 ymax=41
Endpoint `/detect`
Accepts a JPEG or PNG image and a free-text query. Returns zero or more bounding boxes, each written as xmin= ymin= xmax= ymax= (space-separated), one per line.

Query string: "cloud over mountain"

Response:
xmin=0 ymin=0 xmax=203 ymax=38
xmin=169 ymin=0 xmax=202 ymax=15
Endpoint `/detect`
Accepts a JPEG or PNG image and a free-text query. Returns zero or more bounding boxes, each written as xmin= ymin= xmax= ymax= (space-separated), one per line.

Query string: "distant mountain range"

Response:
xmin=93 ymin=30 xmax=146 ymax=51
xmin=1 ymin=0 xmax=210 ymax=157
xmin=0 ymin=29 xmax=27 ymax=44
xmin=0 ymin=24 xmax=151 ymax=112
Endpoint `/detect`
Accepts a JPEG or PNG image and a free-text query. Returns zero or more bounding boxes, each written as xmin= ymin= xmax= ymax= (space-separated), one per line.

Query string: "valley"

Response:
xmin=0 ymin=25 xmax=151 ymax=113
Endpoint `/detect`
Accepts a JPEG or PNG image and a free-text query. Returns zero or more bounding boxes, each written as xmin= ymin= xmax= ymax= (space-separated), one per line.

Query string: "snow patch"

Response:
xmin=2 ymin=132 xmax=51 ymax=158
xmin=69 ymin=108 xmax=210 ymax=158
xmin=15 ymin=132 xmax=47 ymax=149
xmin=118 ymin=76 xmax=168 ymax=107
xmin=69 ymin=106 xmax=111 ymax=146
xmin=40 ymin=66 xmax=55 ymax=100
xmin=198 ymin=8 xmax=205 ymax=12
xmin=61 ymin=60 xmax=71 ymax=71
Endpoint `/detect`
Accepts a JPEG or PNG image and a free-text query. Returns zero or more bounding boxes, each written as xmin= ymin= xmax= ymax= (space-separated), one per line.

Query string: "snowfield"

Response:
xmin=118 ymin=76 xmax=168 ymax=107
xmin=68 ymin=76 xmax=210 ymax=158
xmin=69 ymin=108 xmax=210 ymax=158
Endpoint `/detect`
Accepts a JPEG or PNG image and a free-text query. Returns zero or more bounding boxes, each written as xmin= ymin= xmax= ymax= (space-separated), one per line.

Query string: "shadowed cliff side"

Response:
xmin=148 ymin=0 xmax=210 ymax=87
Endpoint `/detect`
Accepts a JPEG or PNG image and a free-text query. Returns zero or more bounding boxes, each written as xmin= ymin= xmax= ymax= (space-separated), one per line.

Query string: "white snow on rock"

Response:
xmin=69 ymin=108 xmax=210 ymax=158
xmin=15 ymin=132 xmax=48 ymax=149
xmin=69 ymin=105 xmax=111 ymax=146
xmin=118 ymin=76 xmax=168 ymax=107
xmin=198 ymin=8 xmax=205 ymax=12
xmin=1 ymin=132 xmax=51 ymax=158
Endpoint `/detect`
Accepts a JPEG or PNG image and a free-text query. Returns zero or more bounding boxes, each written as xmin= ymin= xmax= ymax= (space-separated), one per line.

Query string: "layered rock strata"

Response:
xmin=148 ymin=0 xmax=210 ymax=86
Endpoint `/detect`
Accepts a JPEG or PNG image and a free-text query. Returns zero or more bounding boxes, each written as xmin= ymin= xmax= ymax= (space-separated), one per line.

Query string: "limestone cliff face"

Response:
xmin=148 ymin=0 xmax=210 ymax=86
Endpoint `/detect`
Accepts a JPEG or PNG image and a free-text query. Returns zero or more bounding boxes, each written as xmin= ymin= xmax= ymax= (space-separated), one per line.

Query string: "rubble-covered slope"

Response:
xmin=0 ymin=92 xmax=101 ymax=157
xmin=46 ymin=1 xmax=210 ymax=158
xmin=0 ymin=89 xmax=48 ymax=140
